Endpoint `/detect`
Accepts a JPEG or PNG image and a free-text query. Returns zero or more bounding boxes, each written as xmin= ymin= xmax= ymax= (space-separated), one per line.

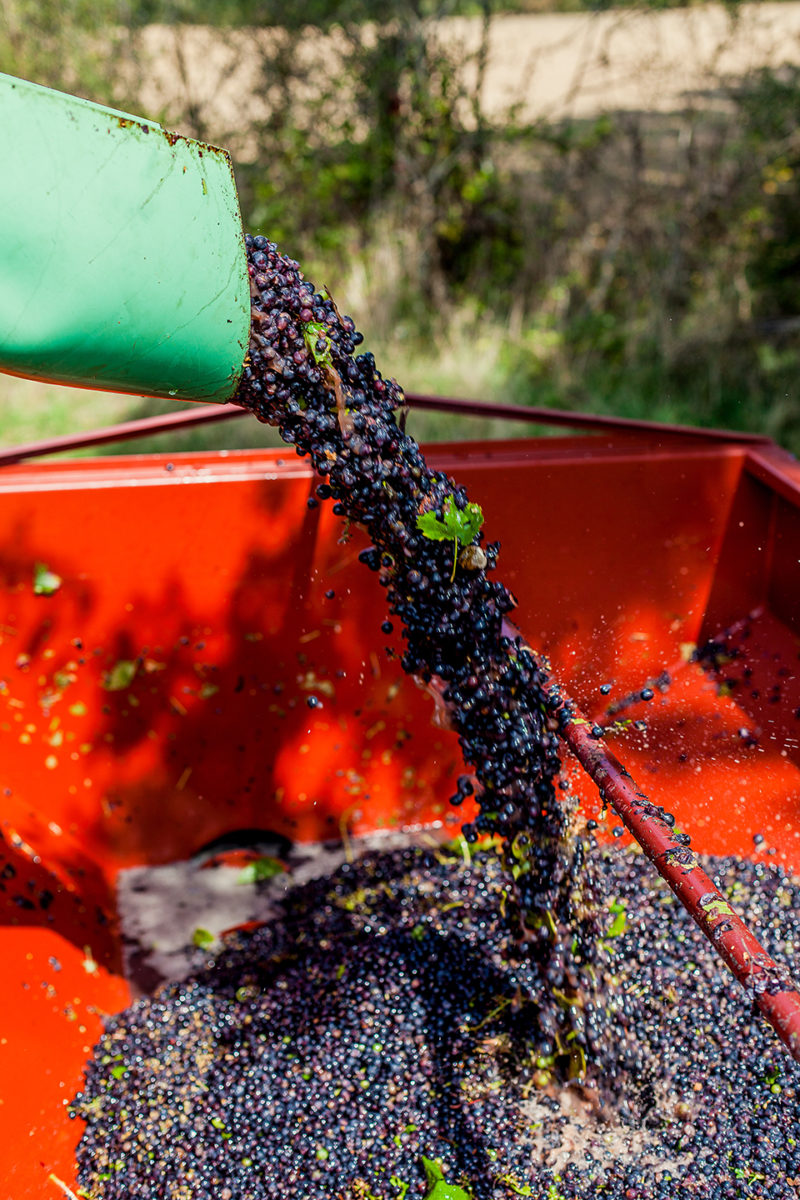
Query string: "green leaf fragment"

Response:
xmin=192 ymin=927 xmax=215 ymax=949
xmin=417 ymin=497 xmax=484 ymax=547
xmin=497 ymin=1176 xmax=537 ymax=1197
xmin=607 ymin=900 xmax=627 ymax=938
xmin=416 ymin=497 xmax=485 ymax=582
xmin=33 ymin=562 xmax=62 ymax=596
xmin=421 ymin=1156 xmax=473 ymax=1200
xmin=236 ymin=856 xmax=287 ymax=884
xmin=303 ymin=321 xmax=333 ymax=367
xmin=109 ymin=1064 xmax=127 ymax=1080
xmin=102 ymin=660 xmax=137 ymax=691
xmin=416 ymin=511 xmax=454 ymax=543
xmin=423 ymin=1158 xmax=445 ymax=1185
xmin=451 ymin=504 xmax=483 ymax=546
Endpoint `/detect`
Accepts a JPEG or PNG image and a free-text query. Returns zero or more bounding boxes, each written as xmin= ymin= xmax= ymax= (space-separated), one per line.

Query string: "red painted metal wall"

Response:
xmin=3 ymin=432 xmax=800 ymax=1193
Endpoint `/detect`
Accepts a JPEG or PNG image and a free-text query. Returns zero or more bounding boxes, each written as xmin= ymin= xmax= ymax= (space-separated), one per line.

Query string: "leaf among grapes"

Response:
xmin=606 ymin=899 xmax=627 ymax=938
xmin=302 ymin=321 xmax=333 ymax=368
xmin=416 ymin=497 xmax=484 ymax=547
xmin=421 ymin=1156 xmax=473 ymax=1200
xmin=416 ymin=509 xmax=454 ymax=542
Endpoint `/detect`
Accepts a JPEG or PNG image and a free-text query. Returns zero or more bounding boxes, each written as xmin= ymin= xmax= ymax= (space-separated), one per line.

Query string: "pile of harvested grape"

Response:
xmin=72 ymin=842 xmax=800 ymax=1199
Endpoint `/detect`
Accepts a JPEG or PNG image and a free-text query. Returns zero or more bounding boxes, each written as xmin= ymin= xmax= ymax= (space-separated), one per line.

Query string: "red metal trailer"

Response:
xmin=2 ymin=398 xmax=800 ymax=1195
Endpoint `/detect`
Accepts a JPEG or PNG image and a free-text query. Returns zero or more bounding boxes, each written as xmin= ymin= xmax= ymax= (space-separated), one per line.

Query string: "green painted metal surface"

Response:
xmin=0 ymin=73 xmax=250 ymax=402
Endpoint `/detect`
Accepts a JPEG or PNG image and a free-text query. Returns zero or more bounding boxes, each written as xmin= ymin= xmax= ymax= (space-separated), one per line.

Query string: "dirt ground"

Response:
xmin=136 ymin=1 xmax=800 ymax=148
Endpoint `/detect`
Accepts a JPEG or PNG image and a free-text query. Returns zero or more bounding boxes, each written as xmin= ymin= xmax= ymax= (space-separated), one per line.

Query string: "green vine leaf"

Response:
xmin=421 ymin=1156 xmax=473 ymax=1200
xmin=416 ymin=497 xmax=484 ymax=581
xmin=302 ymin=321 xmax=333 ymax=368
xmin=607 ymin=899 xmax=627 ymax=938
xmin=416 ymin=497 xmax=483 ymax=546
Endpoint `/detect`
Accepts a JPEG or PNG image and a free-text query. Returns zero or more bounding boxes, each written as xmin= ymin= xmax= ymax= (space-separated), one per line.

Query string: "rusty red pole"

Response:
xmin=492 ymin=619 xmax=800 ymax=1062
xmin=559 ymin=701 xmax=800 ymax=1062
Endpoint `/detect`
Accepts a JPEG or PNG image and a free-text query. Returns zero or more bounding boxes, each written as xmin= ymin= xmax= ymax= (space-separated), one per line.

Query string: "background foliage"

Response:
xmin=4 ymin=0 xmax=800 ymax=452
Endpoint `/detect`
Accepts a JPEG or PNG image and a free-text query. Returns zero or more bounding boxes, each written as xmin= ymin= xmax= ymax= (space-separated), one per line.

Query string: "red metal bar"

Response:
xmin=0 ymin=391 xmax=770 ymax=468
xmin=561 ymin=700 xmax=800 ymax=1061
xmin=405 ymin=393 xmax=771 ymax=444
xmin=0 ymin=402 xmax=243 ymax=467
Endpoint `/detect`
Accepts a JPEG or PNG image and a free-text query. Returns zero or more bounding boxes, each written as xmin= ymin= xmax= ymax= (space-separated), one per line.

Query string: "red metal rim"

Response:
xmin=0 ymin=392 xmax=771 ymax=469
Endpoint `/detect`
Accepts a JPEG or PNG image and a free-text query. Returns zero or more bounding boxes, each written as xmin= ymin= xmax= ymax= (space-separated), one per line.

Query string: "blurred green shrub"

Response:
xmin=0 ymin=0 xmax=139 ymax=104
xmin=6 ymin=1 xmax=800 ymax=451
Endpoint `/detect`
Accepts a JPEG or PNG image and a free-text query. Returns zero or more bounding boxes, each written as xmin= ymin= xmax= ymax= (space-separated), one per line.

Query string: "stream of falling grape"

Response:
xmin=233 ymin=234 xmax=607 ymax=1070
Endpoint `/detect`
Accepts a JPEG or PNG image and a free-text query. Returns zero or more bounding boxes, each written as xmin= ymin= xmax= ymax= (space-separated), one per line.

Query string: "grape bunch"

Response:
xmin=234 ymin=235 xmax=601 ymax=1017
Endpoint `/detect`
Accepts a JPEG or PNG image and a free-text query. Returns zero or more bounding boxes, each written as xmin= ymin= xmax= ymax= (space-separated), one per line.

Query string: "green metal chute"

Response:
xmin=0 ymin=72 xmax=250 ymax=402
